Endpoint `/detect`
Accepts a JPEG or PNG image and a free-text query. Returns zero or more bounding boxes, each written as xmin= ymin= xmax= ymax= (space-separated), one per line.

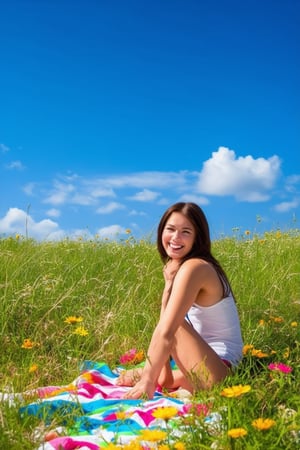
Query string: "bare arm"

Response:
xmin=124 ymin=259 xmax=205 ymax=399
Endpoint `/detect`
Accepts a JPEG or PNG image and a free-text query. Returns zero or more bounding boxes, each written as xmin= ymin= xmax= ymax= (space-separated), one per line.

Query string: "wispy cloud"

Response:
xmin=128 ymin=189 xmax=160 ymax=202
xmin=0 ymin=143 xmax=10 ymax=153
xmin=274 ymin=199 xmax=299 ymax=213
xmin=5 ymin=160 xmax=25 ymax=170
xmin=96 ymin=202 xmax=125 ymax=214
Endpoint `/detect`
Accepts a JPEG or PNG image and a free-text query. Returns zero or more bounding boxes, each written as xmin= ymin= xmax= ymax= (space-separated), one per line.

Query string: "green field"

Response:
xmin=0 ymin=229 xmax=299 ymax=449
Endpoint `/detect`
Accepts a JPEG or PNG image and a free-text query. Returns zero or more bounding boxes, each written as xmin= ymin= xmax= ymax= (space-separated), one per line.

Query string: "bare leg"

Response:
xmin=171 ymin=320 xmax=230 ymax=392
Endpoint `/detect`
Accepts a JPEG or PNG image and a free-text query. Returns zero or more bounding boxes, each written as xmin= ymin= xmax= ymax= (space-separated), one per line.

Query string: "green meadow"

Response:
xmin=0 ymin=228 xmax=299 ymax=449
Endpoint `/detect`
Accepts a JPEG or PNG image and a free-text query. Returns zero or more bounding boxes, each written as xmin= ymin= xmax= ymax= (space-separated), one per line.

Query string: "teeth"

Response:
xmin=170 ymin=243 xmax=182 ymax=249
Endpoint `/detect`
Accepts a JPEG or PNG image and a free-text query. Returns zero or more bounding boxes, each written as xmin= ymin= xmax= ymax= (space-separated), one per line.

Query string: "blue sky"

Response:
xmin=1 ymin=0 xmax=299 ymax=241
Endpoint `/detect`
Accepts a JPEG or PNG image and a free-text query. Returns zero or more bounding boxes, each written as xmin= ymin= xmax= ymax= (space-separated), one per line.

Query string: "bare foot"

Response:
xmin=116 ymin=368 xmax=143 ymax=386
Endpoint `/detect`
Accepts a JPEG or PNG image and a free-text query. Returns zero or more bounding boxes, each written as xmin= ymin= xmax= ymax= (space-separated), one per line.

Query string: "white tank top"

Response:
xmin=186 ymin=295 xmax=243 ymax=366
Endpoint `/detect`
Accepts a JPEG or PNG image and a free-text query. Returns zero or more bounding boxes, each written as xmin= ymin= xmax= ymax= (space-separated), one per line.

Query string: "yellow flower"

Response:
xmin=29 ymin=364 xmax=38 ymax=373
xmin=73 ymin=326 xmax=89 ymax=336
xmin=158 ymin=445 xmax=170 ymax=450
xmin=242 ymin=344 xmax=254 ymax=355
xmin=64 ymin=316 xmax=83 ymax=324
xmin=138 ymin=429 xmax=167 ymax=442
xmin=15 ymin=233 xmax=20 ymax=240
xmin=152 ymin=406 xmax=178 ymax=421
xmin=245 ymin=230 xmax=251 ymax=236
xmin=133 ymin=350 xmax=145 ymax=364
xmin=228 ymin=428 xmax=247 ymax=438
xmin=258 ymin=319 xmax=265 ymax=326
xmin=174 ymin=443 xmax=186 ymax=450
xmin=272 ymin=316 xmax=284 ymax=323
xmin=221 ymin=384 xmax=251 ymax=398
xmin=291 ymin=321 xmax=298 ymax=327
xmin=116 ymin=410 xmax=127 ymax=420
xmin=252 ymin=418 xmax=276 ymax=430
xmin=251 ymin=349 xmax=269 ymax=358
xmin=21 ymin=338 xmax=37 ymax=349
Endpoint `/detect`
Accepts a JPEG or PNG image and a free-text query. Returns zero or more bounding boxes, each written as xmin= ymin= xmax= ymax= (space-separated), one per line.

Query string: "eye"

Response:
xmin=165 ymin=226 xmax=175 ymax=232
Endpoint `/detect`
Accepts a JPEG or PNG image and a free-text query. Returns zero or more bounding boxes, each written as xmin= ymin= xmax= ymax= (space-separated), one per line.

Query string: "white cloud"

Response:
xmin=129 ymin=189 xmax=160 ymax=202
xmin=102 ymin=171 xmax=189 ymax=189
xmin=0 ymin=143 xmax=10 ymax=153
xmin=96 ymin=202 xmax=125 ymax=214
xmin=5 ymin=160 xmax=25 ymax=170
xmin=96 ymin=224 xmax=127 ymax=238
xmin=43 ymin=181 xmax=75 ymax=205
xmin=178 ymin=194 xmax=210 ymax=205
xmin=128 ymin=209 xmax=147 ymax=216
xmin=46 ymin=208 xmax=61 ymax=218
xmin=285 ymin=175 xmax=300 ymax=193
xmin=23 ymin=182 xmax=36 ymax=195
xmin=197 ymin=147 xmax=281 ymax=202
xmin=273 ymin=199 xmax=299 ymax=213
xmin=0 ymin=207 xmax=61 ymax=240
xmin=90 ymin=187 xmax=116 ymax=198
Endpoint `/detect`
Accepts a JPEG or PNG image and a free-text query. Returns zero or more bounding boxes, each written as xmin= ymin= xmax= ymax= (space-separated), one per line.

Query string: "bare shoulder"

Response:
xmin=178 ymin=258 xmax=215 ymax=278
xmin=180 ymin=258 xmax=211 ymax=271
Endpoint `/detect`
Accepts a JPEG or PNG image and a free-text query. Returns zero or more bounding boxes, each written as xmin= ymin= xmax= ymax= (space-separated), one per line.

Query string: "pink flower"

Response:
xmin=120 ymin=348 xmax=137 ymax=364
xmin=179 ymin=403 xmax=210 ymax=417
xmin=119 ymin=348 xmax=144 ymax=365
xmin=268 ymin=362 xmax=293 ymax=373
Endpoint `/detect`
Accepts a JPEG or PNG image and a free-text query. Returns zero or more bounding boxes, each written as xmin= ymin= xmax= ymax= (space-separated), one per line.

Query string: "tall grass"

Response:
xmin=0 ymin=229 xmax=299 ymax=449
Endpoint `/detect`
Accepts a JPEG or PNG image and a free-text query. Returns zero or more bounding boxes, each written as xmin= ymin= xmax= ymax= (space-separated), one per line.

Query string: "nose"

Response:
xmin=172 ymin=230 xmax=181 ymax=239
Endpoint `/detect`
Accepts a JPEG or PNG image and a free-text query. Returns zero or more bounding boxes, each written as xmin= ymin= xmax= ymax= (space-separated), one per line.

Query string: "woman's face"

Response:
xmin=162 ymin=211 xmax=196 ymax=260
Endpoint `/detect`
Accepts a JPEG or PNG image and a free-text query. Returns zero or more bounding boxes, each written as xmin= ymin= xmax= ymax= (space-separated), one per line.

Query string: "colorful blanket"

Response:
xmin=19 ymin=361 xmax=199 ymax=450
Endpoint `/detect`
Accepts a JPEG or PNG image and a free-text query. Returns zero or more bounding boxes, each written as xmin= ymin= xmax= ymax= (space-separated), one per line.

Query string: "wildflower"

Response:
xmin=174 ymin=443 xmax=186 ymax=450
xmin=251 ymin=348 xmax=268 ymax=358
xmin=252 ymin=418 xmax=276 ymax=430
xmin=268 ymin=363 xmax=292 ymax=373
xmin=29 ymin=364 xmax=38 ymax=373
xmin=283 ymin=347 xmax=290 ymax=358
xmin=120 ymin=348 xmax=144 ymax=365
xmin=21 ymin=338 xmax=37 ymax=349
xmin=258 ymin=319 xmax=265 ymax=326
xmin=64 ymin=316 xmax=83 ymax=324
xmin=15 ymin=233 xmax=20 ymax=240
xmin=272 ymin=316 xmax=284 ymax=323
xmin=158 ymin=445 xmax=170 ymax=450
xmin=242 ymin=344 xmax=254 ymax=355
xmin=73 ymin=326 xmax=89 ymax=336
xmin=152 ymin=406 xmax=178 ymax=421
xmin=291 ymin=321 xmax=298 ymax=327
xmin=138 ymin=429 xmax=167 ymax=442
xmin=179 ymin=402 xmax=210 ymax=417
xmin=116 ymin=410 xmax=127 ymax=420
xmin=245 ymin=230 xmax=251 ymax=236
xmin=125 ymin=229 xmax=131 ymax=234
xmin=227 ymin=428 xmax=247 ymax=438
xmin=221 ymin=384 xmax=251 ymax=398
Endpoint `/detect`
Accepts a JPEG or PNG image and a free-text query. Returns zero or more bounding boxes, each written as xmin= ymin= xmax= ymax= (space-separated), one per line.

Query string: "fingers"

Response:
xmin=123 ymin=387 xmax=149 ymax=400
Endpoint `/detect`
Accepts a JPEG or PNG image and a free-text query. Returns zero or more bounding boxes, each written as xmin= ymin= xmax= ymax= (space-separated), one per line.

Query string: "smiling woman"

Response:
xmin=116 ymin=202 xmax=244 ymax=399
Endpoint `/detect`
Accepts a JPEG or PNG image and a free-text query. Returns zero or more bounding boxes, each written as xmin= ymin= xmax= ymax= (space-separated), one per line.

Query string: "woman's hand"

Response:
xmin=122 ymin=377 xmax=156 ymax=400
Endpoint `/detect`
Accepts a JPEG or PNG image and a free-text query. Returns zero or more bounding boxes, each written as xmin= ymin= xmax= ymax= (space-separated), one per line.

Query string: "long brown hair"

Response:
xmin=157 ymin=202 xmax=233 ymax=298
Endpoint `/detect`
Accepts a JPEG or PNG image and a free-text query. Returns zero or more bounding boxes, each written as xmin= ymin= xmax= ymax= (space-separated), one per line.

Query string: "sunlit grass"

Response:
xmin=0 ymin=228 xmax=299 ymax=449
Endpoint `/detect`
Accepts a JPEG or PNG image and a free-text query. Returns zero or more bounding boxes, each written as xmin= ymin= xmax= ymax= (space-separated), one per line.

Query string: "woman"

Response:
xmin=117 ymin=202 xmax=243 ymax=399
